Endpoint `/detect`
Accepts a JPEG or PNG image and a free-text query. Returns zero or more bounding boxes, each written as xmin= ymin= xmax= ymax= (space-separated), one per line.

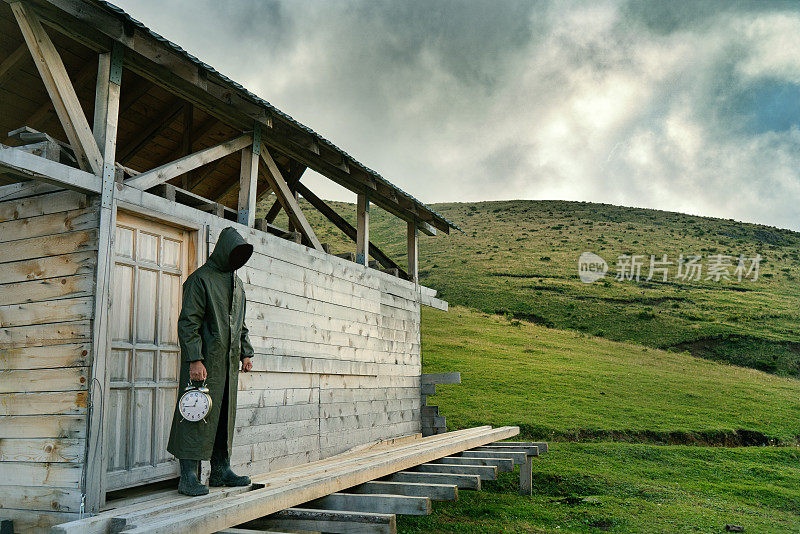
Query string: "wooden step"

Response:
xmin=349 ymin=481 xmax=458 ymax=501
xmin=55 ymin=426 xmax=518 ymax=534
xmin=243 ymin=508 xmax=397 ymax=534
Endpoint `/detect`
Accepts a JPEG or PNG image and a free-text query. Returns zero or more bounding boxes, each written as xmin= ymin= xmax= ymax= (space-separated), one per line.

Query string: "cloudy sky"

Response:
xmin=114 ymin=0 xmax=800 ymax=231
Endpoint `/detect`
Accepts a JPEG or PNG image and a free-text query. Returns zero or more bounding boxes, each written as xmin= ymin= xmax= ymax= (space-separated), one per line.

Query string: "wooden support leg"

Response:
xmin=356 ymin=191 xmax=370 ymax=265
xmin=407 ymin=220 xmax=418 ymax=282
xmin=519 ymin=454 xmax=533 ymax=496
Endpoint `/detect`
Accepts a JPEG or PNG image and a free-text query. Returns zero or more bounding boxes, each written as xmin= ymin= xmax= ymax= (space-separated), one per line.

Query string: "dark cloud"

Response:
xmin=114 ymin=0 xmax=800 ymax=230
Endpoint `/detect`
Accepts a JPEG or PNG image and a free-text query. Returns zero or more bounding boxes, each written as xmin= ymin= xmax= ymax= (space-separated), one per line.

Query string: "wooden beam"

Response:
xmin=431 ymin=456 xmax=514 ymax=472
xmin=384 ymin=471 xmax=481 ymax=490
xmin=117 ymin=98 xmax=184 ymax=164
xmin=236 ymin=124 xmax=260 ymax=227
xmin=459 ymin=450 xmax=526 ymax=465
xmin=244 ymin=509 xmax=396 ymax=534
xmin=0 ymin=145 xmax=99 ymax=193
xmin=28 ymin=0 xmax=452 ymax=235
xmin=356 ymin=191 xmax=369 ymax=265
xmin=293 ymin=181 xmax=408 ymax=278
xmin=118 ymin=75 xmax=151 ymax=115
xmin=259 ymin=144 xmax=322 ymax=250
xmin=307 ymin=492 xmax=431 ymax=516
xmin=125 ymin=132 xmax=252 ymax=191
xmin=0 ymin=43 xmax=27 ymax=85
xmin=407 ymin=221 xmax=418 ymax=283
xmin=349 ymin=481 xmax=458 ymax=502
xmin=421 ymin=373 xmax=461 ymax=385
xmin=179 ymin=102 xmax=193 ymax=188
xmin=410 ymin=463 xmax=496 ymax=481
xmin=11 ymin=2 xmax=102 ymax=174
xmin=491 ymin=441 xmax=549 ymax=454
xmin=8 ymin=59 xmax=95 ymax=140
xmin=263 ymin=161 xmax=304 ymax=221
xmin=85 ymin=41 xmax=123 ymax=514
xmin=472 ymin=445 xmax=539 ymax=456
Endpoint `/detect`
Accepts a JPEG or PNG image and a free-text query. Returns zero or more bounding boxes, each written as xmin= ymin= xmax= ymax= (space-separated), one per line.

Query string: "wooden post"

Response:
xmin=287 ymin=188 xmax=299 ymax=232
xmin=180 ymin=102 xmax=193 ymax=189
xmin=519 ymin=455 xmax=533 ymax=496
xmin=407 ymin=220 xmax=418 ymax=283
xmin=86 ymin=42 xmax=123 ymax=514
xmin=237 ymin=123 xmax=260 ymax=226
xmin=11 ymin=2 xmax=103 ymax=175
xmin=356 ymin=191 xmax=370 ymax=265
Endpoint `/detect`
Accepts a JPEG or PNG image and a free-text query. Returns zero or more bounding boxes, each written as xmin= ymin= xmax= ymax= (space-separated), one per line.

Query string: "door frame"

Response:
xmin=98 ymin=201 xmax=205 ymax=505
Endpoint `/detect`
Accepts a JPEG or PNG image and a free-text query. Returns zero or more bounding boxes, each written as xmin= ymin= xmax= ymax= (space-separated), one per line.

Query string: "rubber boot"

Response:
xmin=209 ymin=448 xmax=251 ymax=487
xmin=178 ymin=459 xmax=209 ymax=496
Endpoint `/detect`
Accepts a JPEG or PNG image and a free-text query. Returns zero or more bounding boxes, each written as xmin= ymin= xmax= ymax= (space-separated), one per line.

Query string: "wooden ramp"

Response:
xmin=52 ymin=426 xmax=549 ymax=534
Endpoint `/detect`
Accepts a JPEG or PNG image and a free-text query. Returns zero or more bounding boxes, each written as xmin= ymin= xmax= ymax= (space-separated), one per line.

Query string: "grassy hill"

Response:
xmin=257 ymin=197 xmax=800 ymax=532
xmin=420 ymin=306 xmax=800 ymax=445
xmin=264 ymin=198 xmax=800 ymax=376
xmin=399 ymin=306 xmax=800 ymax=533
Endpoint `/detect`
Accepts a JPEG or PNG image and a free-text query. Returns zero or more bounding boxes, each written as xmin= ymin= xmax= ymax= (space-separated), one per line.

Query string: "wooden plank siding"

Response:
xmin=0 ymin=178 xmax=429 ymax=532
xmin=0 ymin=184 xmax=98 ymax=527
xmin=206 ymin=222 xmax=423 ymax=476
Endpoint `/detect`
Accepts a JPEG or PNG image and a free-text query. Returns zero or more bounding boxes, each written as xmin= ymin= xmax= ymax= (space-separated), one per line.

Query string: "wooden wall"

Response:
xmin=0 ymin=185 xmax=99 ymax=532
xmin=0 ymin=185 xmax=425 ymax=532
xmin=206 ymin=224 xmax=423 ymax=475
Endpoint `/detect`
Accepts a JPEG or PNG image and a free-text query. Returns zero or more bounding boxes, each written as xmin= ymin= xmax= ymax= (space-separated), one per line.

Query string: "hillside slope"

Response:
xmin=262 ymin=198 xmax=800 ymax=376
xmin=420 ymin=306 xmax=800 ymax=444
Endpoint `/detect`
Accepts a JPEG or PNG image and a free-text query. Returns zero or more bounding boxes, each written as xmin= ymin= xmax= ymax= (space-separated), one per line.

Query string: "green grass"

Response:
xmin=398 ymin=443 xmax=800 ymax=533
xmin=265 ymin=198 xmax=800 ymax=376
xmin=405 ymin=306 xmax=800 ymax=532
xmin=421 ymin=306 xmax=800 ymax=445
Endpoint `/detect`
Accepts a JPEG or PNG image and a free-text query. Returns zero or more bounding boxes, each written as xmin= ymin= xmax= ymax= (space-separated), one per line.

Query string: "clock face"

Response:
xmin=179 ymin=390 xmax=212 ymax=422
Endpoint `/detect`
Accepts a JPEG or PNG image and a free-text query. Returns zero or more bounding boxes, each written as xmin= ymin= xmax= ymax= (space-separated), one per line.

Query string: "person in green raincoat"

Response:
xmin=167 ymin=226 xmax=255 ymax=496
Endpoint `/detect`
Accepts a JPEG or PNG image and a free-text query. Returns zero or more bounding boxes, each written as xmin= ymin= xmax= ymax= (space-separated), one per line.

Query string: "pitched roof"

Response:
xmin=93 ymin=0 xmax=461 ymax=234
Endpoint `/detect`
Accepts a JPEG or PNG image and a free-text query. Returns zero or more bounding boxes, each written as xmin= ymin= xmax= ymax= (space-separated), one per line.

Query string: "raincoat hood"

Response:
xmin=209 ymin=227 xmax=253 ymax=272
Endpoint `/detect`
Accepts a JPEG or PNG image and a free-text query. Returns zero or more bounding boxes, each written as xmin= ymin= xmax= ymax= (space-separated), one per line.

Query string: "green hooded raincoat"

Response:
xmin=167 ymin=227 xmax=255 ymax=460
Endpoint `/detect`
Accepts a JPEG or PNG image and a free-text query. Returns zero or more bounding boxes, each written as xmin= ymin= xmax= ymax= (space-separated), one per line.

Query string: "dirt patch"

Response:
xmin=517 ymin=425 xmax=790 ymax=446
xmin=494 ymin=309 xmax=555 ymax=328
xmin=665 ymin=335 xmax=800 ymax=376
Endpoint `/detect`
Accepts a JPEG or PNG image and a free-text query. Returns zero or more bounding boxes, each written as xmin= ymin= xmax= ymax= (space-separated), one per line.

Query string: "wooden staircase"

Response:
xmin=53 ymin=427 xmax=548 ymax=534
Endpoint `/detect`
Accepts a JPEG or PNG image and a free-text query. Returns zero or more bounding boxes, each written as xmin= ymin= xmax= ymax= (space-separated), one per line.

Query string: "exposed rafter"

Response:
xmin=11 ymin=1 xmax=102 ymax=174
xmin=0 ymin=43 xmax=27 ymax=86
xmin=118 ymin=97 xmax=183 ymax=164
xmin=29 ymin=0 xmax=456 ymax=234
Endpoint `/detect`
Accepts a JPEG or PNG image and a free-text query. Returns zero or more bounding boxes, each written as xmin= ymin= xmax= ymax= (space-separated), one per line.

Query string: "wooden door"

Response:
xmin=106 ymin=211 xmax=195 ymax=490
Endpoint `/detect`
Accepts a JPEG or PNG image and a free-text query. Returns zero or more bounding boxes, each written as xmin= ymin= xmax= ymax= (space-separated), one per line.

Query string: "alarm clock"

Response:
xmin=178 ymin=380 xmax=212 ymax=423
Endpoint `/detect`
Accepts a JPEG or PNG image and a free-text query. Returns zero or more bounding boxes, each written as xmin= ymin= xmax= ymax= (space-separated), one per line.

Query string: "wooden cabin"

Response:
xmin=0 ymin=1 xmax=464 ymax=531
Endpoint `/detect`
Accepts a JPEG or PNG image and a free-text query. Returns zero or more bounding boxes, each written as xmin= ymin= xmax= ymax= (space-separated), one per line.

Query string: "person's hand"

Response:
xmin=189 ymin=361 xmax=207 ymax=381
xmin=241 ymin=357 xmax=253 ymax=373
